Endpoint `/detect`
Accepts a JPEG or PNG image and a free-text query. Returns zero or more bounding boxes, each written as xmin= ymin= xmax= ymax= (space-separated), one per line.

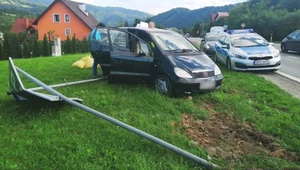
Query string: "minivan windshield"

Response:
xmin=231 ymin=35 xmax=269 ymax=47
xmin=150 ymin=32 xmax=198 ymax=52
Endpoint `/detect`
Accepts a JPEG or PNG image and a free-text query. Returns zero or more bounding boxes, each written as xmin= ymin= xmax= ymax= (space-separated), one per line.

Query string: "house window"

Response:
xmin=65 ymin=14 xmax=70 ymax=23
xmin=65 ymin=28 xmax=71 ymax=36
xmin=53 ymin=14 xmax=60 ymax=23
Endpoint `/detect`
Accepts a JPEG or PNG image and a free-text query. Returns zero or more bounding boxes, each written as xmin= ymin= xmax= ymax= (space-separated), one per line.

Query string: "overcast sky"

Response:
xmin=72 ymin=0 xmax=249 ymax=15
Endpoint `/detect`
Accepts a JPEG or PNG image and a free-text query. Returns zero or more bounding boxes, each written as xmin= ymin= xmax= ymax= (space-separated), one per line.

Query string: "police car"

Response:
xmin=214 ymin=29 xmax=281 ymax=71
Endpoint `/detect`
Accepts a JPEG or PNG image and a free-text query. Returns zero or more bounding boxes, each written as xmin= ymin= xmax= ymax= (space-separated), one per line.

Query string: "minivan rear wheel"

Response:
xmin=281 ymin=43 xmax=287 ymax=52
xmin=154 ymin=75 xmax=172 ymax=96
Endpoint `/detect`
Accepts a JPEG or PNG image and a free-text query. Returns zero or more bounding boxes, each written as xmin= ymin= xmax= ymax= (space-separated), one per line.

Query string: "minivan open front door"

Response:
xmin=91 ymin=28 xmax=111 ymax=76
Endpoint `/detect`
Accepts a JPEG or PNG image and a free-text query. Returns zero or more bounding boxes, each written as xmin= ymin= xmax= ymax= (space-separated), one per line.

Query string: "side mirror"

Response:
xmin=269 ymin=42 xmax=274 ymax=46
xmin=221 ymin=44 xmax=229 ymax=49
xmin=138 ymin=51 xmax=146 ymax=57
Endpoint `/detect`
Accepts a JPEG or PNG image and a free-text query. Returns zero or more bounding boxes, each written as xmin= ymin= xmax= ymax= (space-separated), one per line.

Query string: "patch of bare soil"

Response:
xmin=180 ymin=107 xmax=299 ymax=164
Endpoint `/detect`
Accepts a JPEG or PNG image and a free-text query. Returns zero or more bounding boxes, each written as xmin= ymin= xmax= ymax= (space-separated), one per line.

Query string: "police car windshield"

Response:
xmin=150 ymin=32 xmax=198 ymax=52
xmin=231 ymin=35 xmax=269 ymax=47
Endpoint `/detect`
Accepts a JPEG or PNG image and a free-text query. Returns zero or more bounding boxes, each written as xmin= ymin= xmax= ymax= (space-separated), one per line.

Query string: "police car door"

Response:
xmin=215 ymin=35 xmax=227 ymax=64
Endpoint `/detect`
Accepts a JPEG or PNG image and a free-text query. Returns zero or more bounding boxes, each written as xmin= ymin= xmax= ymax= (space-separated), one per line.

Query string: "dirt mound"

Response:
xmin=180 ymin=108 xmax=299 ymax=164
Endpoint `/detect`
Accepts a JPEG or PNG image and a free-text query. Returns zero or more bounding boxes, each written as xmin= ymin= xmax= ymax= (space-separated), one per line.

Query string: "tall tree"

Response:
xmin=133 ymin=18 xmax=141 ymax=27
xmin=32 ymin=38 xmax=40 ymax=57
xmin=64 ymin=36 xmax=71 ymax=54
xmin=10 ymin=33 xmax=23 ymax=58
xmin=23 ymin=41 xmax=30 ymax=58
xmin=42 ymin=34 xmax=49 ymax=56
xmin=71 ymin=34 xmax=77 ymax=54
xmin=124 ymin=21 xmax=129 ymax=27
xmin=0 ymin=42 xmax=3 ymax=60
xmin=2 ymin=33 xmax=11 ymax=60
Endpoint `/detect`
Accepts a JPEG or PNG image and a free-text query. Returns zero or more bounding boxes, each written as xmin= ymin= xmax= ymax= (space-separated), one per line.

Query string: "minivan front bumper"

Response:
xmin=173 ymin=74 xmax=223 ymax=93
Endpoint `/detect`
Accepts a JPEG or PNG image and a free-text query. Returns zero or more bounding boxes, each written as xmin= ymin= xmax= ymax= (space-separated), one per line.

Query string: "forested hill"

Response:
xmin=151 ymin=5 xmax=235 ymax=29
xmin=0 ymin=0 xmax=46 ymax=14
xmin=249 ymin=0 xmax=300 ymax=11
xmin=212 ymin=0 xmax=300 ymax=41
xmin=25 ymin=0 xmax=151 ymax=26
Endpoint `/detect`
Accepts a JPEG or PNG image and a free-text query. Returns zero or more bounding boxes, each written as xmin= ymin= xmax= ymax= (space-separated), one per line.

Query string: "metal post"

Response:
xmin=15 ymin=66 xmax=220 ymax=169
xmin=270 ymin=33 xmax=273 ymax=42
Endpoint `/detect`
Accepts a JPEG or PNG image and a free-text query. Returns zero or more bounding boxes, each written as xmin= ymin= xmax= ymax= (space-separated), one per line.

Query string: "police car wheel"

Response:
xmin=154 ymin=75 xmax=172 ymax=96
xmin=213 ymin=53 xmax=218 ymax=62
xmin=226 ymin=57 xmax=232 ymax=70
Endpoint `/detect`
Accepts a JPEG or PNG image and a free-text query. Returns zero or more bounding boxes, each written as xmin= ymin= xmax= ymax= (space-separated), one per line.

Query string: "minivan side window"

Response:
xmin=296 ymin=31 xmax=300 ymax=39
xmin=289 ymin=31 xmax=300 ymax=39
xmin=109 ymin=30 xmax=130 ymax=52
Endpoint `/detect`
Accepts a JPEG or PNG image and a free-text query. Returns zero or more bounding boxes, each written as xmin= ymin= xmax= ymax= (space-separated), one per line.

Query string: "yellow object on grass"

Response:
xmin=72 ymin=55 xmax=100 ymax=69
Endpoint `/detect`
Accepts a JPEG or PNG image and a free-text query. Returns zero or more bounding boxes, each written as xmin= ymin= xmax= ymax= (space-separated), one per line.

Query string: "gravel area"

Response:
xmin=257 ymin=72 xmax=300 ymax=99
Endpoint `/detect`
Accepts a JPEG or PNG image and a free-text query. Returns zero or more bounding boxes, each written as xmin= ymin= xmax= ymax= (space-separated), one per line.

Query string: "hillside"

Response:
xmin=0 ymin=0 xmax=46 ymax=14
xmin=151 ymin=5 xmax=235 ymax=29
xmin=25 ymin=0 xmax=151 ymax=26
xmin=213 ymin=0 xmax=300 ymax=41
xmin=86 ymin=5 xmax=151 ymax=26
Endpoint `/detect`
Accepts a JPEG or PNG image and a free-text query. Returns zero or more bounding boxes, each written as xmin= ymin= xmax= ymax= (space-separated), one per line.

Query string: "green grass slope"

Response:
xmin=0 ymin=54 xmax=299 ymax=169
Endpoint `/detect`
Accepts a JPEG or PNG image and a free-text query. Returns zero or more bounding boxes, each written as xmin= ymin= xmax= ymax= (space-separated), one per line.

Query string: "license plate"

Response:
xmin=254 ymin=60 xmax=270 ymax=65
xmin=199 ymin=78 xmax=216 ymax=90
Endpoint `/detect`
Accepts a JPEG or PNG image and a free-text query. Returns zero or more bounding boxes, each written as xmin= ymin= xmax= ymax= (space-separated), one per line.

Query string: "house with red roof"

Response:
xmin=211 ymin=12 xmax=230 ymax=21
xmin=31 ymin=0 xmax=99 ymax=41
xmin=10 ymin=18 xmax=37 ymax=35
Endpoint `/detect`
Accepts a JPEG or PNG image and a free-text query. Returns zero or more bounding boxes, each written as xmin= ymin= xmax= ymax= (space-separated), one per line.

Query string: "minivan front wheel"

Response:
xmin=154 ymin=75 xmax=172 ymax=96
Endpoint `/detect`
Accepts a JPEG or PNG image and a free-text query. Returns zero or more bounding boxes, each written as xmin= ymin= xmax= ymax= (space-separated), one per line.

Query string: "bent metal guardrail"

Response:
xmin=11 ymin=58 xmax=220 ymax=169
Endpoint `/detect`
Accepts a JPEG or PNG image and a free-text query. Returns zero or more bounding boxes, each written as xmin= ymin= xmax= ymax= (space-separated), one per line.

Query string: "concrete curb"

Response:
xmin=275 ymin=71 xmax=300 ymax=84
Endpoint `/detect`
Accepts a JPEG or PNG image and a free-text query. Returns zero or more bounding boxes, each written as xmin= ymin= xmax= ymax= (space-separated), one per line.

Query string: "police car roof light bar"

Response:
xmin=227 ymin=29 xmax=254 ymax=34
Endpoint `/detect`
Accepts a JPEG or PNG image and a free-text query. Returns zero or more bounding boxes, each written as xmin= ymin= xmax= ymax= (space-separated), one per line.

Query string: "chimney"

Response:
xmin=79 ymin=3 xmax=88 ymax=16
xmin=25 ymin=18 xmax=30 ymax=28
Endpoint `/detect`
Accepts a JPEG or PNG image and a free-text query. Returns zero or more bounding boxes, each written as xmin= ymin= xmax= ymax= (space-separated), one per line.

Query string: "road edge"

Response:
xmin=275 ymin=71 xmax=300 ymax=84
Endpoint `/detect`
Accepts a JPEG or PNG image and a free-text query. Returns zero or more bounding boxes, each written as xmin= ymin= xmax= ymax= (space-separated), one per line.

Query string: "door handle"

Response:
xmin=113 ymin=59 xmax=122 ymax=64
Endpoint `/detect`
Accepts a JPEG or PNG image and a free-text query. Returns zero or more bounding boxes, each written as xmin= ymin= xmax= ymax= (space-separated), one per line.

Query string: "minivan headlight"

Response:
xmin=174 ymin=67 xmax=193 ymax=78
xmin=214 ymin=65 xmax=222 ymax=75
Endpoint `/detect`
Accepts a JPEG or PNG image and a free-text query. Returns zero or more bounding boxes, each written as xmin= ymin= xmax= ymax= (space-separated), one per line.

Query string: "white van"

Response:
xmin=210 ymin=26 xmax=224 ymax=33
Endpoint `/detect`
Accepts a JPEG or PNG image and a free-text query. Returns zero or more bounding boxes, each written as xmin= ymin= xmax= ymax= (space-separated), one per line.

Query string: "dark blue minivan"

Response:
xmin=90 ymin=27 xmax=223 ymax=95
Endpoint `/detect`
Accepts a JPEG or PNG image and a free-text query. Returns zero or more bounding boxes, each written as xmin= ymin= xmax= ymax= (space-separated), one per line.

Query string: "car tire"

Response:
xmin=281 ymin=43 xmax=287 ymax=53
xmin=154 ymin=75 xmax=173 ymax=96
xmin=213 ymin=53 xmax=218 ymax=62
xmin=226 ymin=57 xmax=232 ymax=70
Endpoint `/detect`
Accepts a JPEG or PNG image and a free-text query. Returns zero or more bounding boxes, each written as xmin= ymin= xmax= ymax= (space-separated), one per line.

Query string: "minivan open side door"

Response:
xmin=107 ymin=29 xmax=154 ymax=78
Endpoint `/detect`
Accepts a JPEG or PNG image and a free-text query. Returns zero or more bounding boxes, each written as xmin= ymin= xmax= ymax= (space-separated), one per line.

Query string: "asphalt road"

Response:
xmin=272 ymin=43 xmax=300 ymax=80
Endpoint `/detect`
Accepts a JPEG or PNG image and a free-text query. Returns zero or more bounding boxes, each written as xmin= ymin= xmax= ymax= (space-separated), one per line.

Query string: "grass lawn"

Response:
xmin=0 ymin=54 xmax=299 ymax=170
